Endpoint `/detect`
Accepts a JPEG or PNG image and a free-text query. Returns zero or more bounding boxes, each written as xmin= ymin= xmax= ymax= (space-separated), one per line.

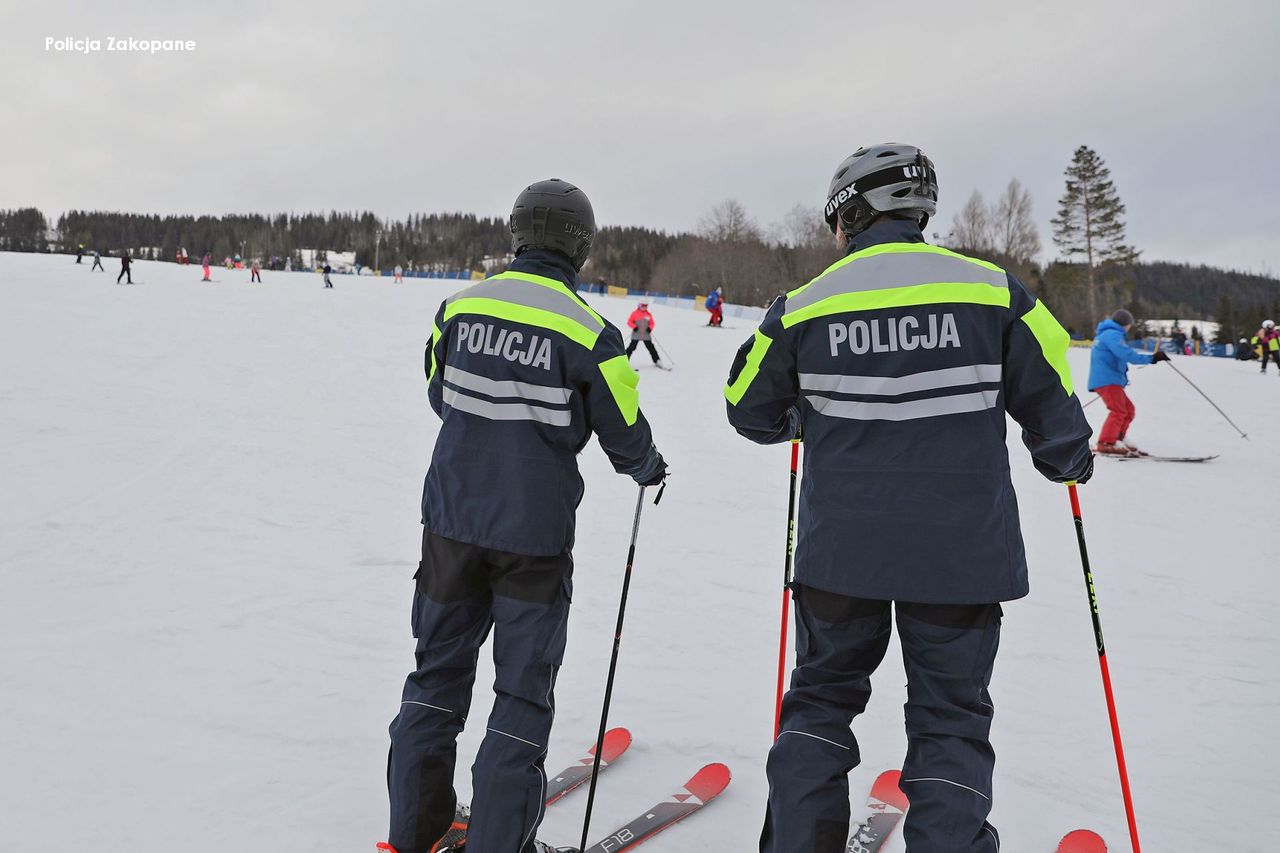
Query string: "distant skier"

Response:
xmin=1089 ymin=309 xmax=1170 ymax=456
xmin=201 ymin=253 xmax=212 ymax=282
xmin=380 ymin=179 xmax=665 ymax=853
xmin=322 ymin=263 xmax=333 ymax=288
xmin=90 ymin=251 xmax=104 ymax=271
xmin=726 ymin=144 xmax=1094 ymax=853
xmin=626 ymin=302 xmax=662 ymax=366
xmin=116 ymin=252 xmax=132 ymax=285
xmin=1256 ymin=320 xmax=1279 ymax=374
xmin=393 ymin=264 xmax=403 ymax=283
xmin=706 ymin=286 xmax=724 ymax=326
xmin=1236 ymin=338 xmax=1257 ymax=361
xmin=250 ymin=261 xmax=262 ymax=283
xmin=75 ymin=243 xmax=84 ymax=264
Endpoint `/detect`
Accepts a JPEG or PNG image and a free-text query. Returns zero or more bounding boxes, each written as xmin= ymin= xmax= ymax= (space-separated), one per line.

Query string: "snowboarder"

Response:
xmin=1089 ymin=309 xmax=1170 ymax=455
xmin=116 ymin=252 xmax=132 ymax=285
xmin=1256 ymin=320 xmax=1280 ymax=374
xmin=380 ymin=179 xmax=665 ymax=853
xmin=90 ymin=251 xmax=104 ymax=271
xmin=625 ymin=302 xmax=662 ymax=366
xmin=201 ymin=253 xmax=212 ymax=282
xmin=1237 ymin=338 xmax=1258 ymax=361
xmin=322 ymin=263 xmax=333 ymax=288
xmin=394 ymin=264 xmax=403 ymax=283
xmin=725 ymin=144 xmax=1094 ymax=853
xmin=250 ymin=260 xmax=262 ymax=283
xmin=706 ymin=286 xmax=724 ymax=326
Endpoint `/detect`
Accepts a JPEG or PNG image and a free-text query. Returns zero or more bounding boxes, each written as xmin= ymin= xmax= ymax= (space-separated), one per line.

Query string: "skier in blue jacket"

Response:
xmin=726 ymin=144 xmax=1093 ymax=853
xmin=1088 ymin=309 xmax=1170 ymax=455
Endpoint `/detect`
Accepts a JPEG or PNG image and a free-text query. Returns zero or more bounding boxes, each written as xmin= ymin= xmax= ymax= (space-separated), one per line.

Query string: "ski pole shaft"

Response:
xmin=652 ymin=335 xmax=676 ymax=367
xmin=774 ymin=438 xmax=801 ymax=740
xmin=1160 ymin=360 xmax=1248 ymax=439
xmin=1067 ymin=484 xmax=1142 ymax=853
xmin=579 ymin=486 xmax=647 ymax=852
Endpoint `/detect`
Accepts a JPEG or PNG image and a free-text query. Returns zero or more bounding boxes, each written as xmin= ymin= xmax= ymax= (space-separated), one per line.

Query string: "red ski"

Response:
xmin=429 ymin=728 xmax=632 ymax=852
xmin=1056 ymin=828 xmax=1108 ymax=852
xmin=846 ymin=769 xmax=909 ymax=852
xmin=583 ymin=762 xmax=731 ymax=852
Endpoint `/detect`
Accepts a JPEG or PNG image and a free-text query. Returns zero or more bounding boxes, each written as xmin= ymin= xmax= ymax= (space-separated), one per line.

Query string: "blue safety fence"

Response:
xmin=379 ymin=268 xmax=474 ymax=280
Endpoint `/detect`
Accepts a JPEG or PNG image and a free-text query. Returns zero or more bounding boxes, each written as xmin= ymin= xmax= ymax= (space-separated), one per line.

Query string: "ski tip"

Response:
xmin=684 ymin=762 xmax=732 ymax=802
xmin=869 ymin=769 xmax=909 ymax=811
xmin=595 ymin=727 xmax=632 ymax=761
xmin=1055 ymin=829 xmax=1108 ymax=853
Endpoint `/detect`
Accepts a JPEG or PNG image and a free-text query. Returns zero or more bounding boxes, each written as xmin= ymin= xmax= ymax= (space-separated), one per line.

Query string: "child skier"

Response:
xmin=1256 ymin=320 xmax=1279 ymax=374
xmin=705 ymin=286 xmax=724 ymax=326
xmin=626 ymin=302 xmax=662 ymax=366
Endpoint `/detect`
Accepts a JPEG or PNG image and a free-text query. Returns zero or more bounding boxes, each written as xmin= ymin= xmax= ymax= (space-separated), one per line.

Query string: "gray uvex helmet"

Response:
xmin=824 ymin=143 xmax=939 ymax=240
xmin=510 ymin=178 xmax=596 ymax=271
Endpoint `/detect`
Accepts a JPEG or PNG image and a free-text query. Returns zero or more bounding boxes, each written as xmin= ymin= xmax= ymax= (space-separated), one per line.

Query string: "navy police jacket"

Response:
xmin=422 ymin=250 xmax=664 ymax=556
xmin=725 ymin=220 xmax=1093 ymax=603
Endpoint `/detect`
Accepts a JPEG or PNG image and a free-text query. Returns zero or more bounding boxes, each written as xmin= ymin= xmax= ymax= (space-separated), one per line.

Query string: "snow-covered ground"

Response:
xmin=2 ymin=252 xmax=1277 ymax=852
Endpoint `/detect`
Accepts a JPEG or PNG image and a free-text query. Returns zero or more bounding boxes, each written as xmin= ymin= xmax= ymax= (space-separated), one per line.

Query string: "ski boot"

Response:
xmin=1094 ymin=442 xmax=1136 ymax=457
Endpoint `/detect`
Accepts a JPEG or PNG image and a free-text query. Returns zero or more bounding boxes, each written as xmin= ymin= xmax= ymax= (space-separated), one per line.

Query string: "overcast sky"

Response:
xmin=4 ymin=0 xmax=1277 ymax=273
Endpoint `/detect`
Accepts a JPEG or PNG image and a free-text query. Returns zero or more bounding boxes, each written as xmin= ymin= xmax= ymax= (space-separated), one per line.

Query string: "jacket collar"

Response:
xmin=1096 ymin=318 xmax=1125 ymax=335
xmin=508 ymin=249 xmax=580 ymax=291
xmin=844 ymin=217 xmax=926 ymax=256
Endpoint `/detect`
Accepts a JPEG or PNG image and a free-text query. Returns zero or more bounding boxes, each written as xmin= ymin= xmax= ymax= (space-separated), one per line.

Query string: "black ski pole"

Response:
xmin=579 ymin=485 xmax=650 ymax=852
xmin=1160 ymin=361 xmax=1248 ymax=439
xmin=652 ymin=334 xmax=676 ymax=368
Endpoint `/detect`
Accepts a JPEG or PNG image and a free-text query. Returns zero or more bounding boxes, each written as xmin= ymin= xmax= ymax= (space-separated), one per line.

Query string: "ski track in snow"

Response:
xmin=1 ymin=253 xmax=1278 ymax=851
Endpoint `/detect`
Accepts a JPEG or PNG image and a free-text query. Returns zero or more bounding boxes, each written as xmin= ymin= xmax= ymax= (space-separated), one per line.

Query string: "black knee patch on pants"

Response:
xmin=897 ymin=601 xmax=1002 ymax=629
xmin=417 ymin=529 xmax=572 ymax=605
xmin=795 ymin=584 xmax=890 ymax=623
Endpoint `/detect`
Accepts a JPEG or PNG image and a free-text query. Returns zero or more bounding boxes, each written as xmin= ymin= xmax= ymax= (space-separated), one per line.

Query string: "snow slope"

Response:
xmin=1 ymin=252 xmax=1277 ymax=852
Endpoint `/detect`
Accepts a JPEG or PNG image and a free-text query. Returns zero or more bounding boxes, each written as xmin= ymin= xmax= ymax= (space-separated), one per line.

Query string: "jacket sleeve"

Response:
xmin=584 ymin=323 xmax=665 ymax=483
xmin=1003 ymin=275 xmax=1094 ymax=482
xmin=1103 ymin=332 xmax=1153 ymax=366
xmin=724 ymin=296 xmax=800 ymax=444
xmin=425 ymin=301 xmax=447 ymax=419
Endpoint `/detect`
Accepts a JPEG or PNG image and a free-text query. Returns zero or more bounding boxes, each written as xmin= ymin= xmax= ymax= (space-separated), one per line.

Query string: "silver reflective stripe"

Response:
xmin=806 ymin=388 xmax=1000 ymax=421
xmin=800 ymin=363 xmax=1002 ymax=397
xmin=443 ymin=365 xmax=571 ymax=404
xmin=787 ymin=251 xmax=1008 ymax=314
xmin=443 ymin=387 xmax=571 ymax=426
xmin=447 ymin=276 xmax=604 ymax=334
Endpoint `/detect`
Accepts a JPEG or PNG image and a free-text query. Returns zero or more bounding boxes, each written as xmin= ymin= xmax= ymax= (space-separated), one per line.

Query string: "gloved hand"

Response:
xmin=639 ymin=467 xmax=667 ymax=487
xmin=1152 ymin=350 xmax=1171 ymax=363
xmin=636 ymin=452 xmax=667 ymax=487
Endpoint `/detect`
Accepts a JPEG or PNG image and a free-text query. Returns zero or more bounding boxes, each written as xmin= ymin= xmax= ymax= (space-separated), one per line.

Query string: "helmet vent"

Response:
xmin=876 ymin=150 xmax=899 ymax=158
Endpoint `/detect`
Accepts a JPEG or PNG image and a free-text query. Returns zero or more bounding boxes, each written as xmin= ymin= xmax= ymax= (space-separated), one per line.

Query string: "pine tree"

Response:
xmin=1051 ymin=145 xmax=1139 ymax=324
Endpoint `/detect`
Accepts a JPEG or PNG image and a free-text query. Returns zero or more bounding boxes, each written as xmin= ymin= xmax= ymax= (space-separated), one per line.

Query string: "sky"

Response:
xmin=3 ymin=0 xmax=1278 ymax=273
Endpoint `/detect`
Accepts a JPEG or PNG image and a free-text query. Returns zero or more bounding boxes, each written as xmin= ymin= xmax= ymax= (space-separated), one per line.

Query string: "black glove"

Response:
xmin=636 ymin=452 xmax=667 ymax=487
xmin=1072 ymin=454 xmax=1094 ymax=485
xmin=1152 ymin=350 xmax=1171 ymax=363
xmin=639 ymin=467 xmax=667 ymax=487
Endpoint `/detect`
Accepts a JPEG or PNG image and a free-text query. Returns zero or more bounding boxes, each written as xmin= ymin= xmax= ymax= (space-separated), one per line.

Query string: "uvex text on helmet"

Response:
xmin=824 ymin=144 xmax=938 ymax=239
xmin=509 ymin=179 xmax=596 ymax=271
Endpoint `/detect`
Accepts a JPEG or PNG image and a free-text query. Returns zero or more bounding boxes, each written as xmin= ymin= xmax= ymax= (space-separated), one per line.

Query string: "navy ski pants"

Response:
xmin=388 ymin=529 xmax=572 ymax=853
xmin=761 ymin=585 xmax=1002 ymax=853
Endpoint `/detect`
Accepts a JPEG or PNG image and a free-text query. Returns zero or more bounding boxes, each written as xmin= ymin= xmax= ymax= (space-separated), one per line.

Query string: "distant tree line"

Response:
xmin=5 ymin=154 xmax=1279 ymax=334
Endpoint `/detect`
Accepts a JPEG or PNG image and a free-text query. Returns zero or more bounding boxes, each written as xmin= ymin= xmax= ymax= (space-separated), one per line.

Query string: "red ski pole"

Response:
xmin=1067 ymin=483 xmax=1142 ymax=852
xmin=774 ymin=438 xmax=801 ymax=740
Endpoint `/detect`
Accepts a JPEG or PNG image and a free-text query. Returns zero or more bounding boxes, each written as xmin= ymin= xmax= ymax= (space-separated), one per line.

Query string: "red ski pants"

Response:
xmin=1096 ymin=384 xmax=1136 ymax=445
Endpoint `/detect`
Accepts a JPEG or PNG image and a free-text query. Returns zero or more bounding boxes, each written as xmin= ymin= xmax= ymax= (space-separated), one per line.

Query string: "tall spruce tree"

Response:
xmin=1051 ymin=145 xmax=1138 ymax=323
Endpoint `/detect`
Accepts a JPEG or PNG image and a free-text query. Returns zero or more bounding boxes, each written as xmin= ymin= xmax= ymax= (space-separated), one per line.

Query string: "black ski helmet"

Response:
xmin=824 ymin=143 xmax=938 ymax=242
xmin=509 ymin=179 xmax=596 ymax=271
